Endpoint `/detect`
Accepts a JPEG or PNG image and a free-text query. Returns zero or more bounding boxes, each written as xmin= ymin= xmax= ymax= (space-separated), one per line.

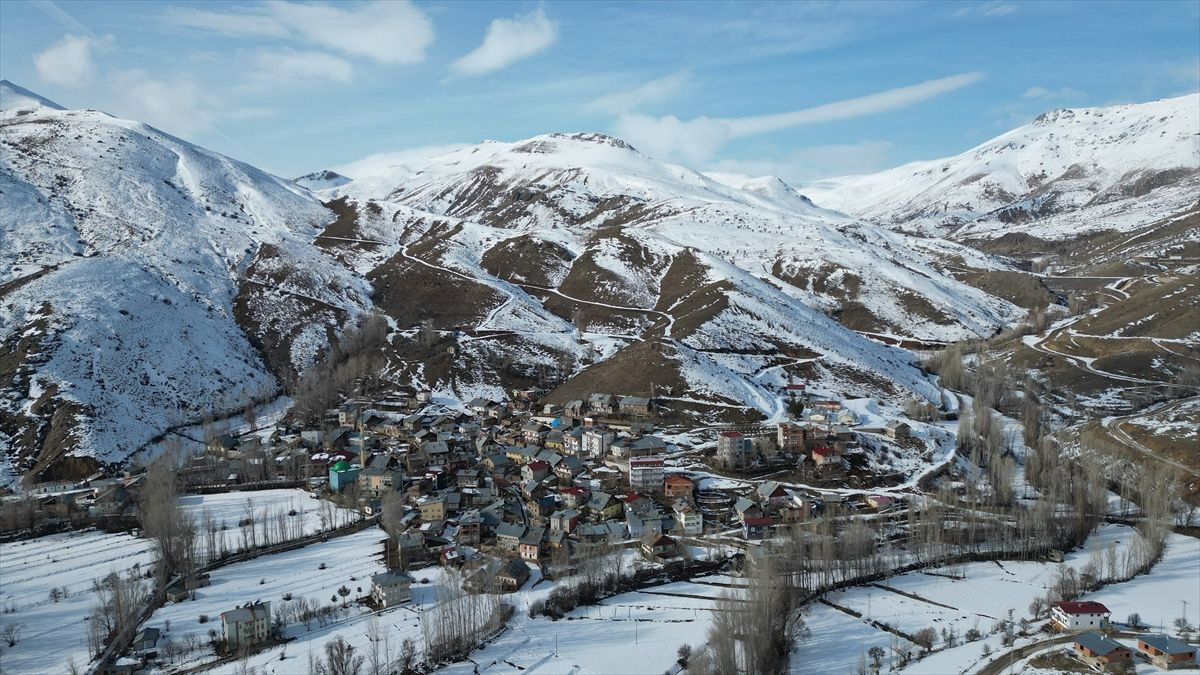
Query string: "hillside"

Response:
xmin=315 ymin=133 xmax=1026 ymax=420
xmin=0 ymin=81 xmax=369 ymax=483
xmin=0 ymin=84 xmax=1031 ymax=484
xmin=803 ymin=94 xmax=1200 ymax=241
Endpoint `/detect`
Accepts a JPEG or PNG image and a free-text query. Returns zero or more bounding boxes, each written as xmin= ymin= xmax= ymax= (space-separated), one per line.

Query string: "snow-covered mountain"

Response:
xmin=315 ymin=132 xmax=1023 ymax=419
xmin=0 ymin=81 xmax=369 ymax=483
xmin=0 ymin=83 xmax=1032 ymax=484
xmin=803 ymin=94 xmax=1200 ymax=240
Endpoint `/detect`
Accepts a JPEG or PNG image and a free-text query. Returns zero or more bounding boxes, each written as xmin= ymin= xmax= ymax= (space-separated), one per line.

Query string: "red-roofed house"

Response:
xmin=743 ymin=516 xmax=774 ymax=540
xmin=1050 ymin=601 xmax=1111 ymax=631
xmin=811 ymin=446 xmax=841 ymax=467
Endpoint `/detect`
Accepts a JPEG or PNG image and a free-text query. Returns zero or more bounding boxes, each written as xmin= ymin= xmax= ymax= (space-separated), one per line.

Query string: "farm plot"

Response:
xmin=0 ymin=529 xmax=155 ymax=674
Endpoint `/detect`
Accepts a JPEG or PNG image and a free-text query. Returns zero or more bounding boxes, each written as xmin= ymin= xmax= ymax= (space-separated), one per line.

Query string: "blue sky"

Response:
xmin=1 ymin=0 xmax=1197 ymax=182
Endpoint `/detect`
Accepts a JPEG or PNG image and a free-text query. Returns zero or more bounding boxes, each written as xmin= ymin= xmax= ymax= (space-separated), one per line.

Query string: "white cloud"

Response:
xmin=1022 ymin=85 xmax=1087 ymax=101
xmin=254 ymin=49 xmax=353 ymax=84
xmin=615 ymin=72 xmax=984 ymax=163
xmin=168 ymin=1 xmax=434 ymax=65
xmin=106 ymin=70 xmax=215 ymax=136
xmin=451 ymin=7 xmax=557 ymax=76
xmin=585 ymin=71 xmax=691 ymax=114
xmin=954 ymin=2 xmax=1018 ymax=18
xmin=705 ymin=141 xmax=895 ymax=185
xmin=34 ymin=34 xmax=106 ymax=88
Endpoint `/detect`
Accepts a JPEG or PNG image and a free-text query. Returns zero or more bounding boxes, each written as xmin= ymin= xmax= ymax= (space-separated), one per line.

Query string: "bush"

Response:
xmin=198 ymin=614 xmax=209 ymax=624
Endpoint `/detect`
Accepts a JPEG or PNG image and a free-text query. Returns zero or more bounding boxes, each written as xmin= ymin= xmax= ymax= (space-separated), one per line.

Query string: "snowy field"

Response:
xmin=0 ymin=529 xmax=156 ymax=674
xmin=145 ymin=528 xmax=391 ymax=670
xmin=180 ymin=488 xmax=360 ymax=558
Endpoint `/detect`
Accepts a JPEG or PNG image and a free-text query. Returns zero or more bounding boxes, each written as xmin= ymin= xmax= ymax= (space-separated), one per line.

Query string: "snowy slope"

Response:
xmin=803 ymin=94 xmax=1200 ymax=240
xmin=314 ymin=133 xmax=1024 ymax=419
xmin=0 ymin=81 xmax=367 ymax=482
xmin=321 ymin=132 xmax=1020 ymax=343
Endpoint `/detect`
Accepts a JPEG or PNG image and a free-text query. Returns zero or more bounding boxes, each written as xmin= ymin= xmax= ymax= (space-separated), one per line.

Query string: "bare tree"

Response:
xmin=141 ymin=454 xmax=197 ymax=584
xmin=313 ymin=636 xmax=365 ymax=675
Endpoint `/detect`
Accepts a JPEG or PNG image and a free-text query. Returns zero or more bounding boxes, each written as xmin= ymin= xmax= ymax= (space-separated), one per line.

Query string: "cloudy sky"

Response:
xmin=1 ymin=0 xmax=1197 ymax=182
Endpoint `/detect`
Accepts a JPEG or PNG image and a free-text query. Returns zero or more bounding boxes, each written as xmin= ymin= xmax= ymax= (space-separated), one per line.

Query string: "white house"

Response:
xmin=674 ymin=500 xmax=703 ymax=536
xmin=581 ymin=429 xmax=615 ymax=458
xmin=371 ymin=571 xmax=414 ymax=608
xmin=220 ymin=601 xmax=271 ymax=650
xmin=1050 ymin=601 xmax=1111 ymax=631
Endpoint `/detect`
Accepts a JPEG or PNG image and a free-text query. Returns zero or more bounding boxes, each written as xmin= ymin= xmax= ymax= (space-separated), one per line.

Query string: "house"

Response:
xmin=663 ymin=474 xmax=695 ymax=501
xmin=619 ymin=396 xmax=652 ymax=416
xmin=420 ymin=497 xmax=447 ymax=522
xmin=716 ymin=431 xmax=752 ymax=469
xmin=220 ymin=601 xmax=272 ymax=651
xmin=629 ymin=456 xmax=665 ymax=492
xmin=776 ymin=422 xmax=810 ymax=454
xmin=564 ymin=427 xmax=585 ymax=455
xmin=563 ymin=399 xmax=586 ymax=418
xmin=495 ymin=523 xmax=526 ymax=552
xmin=640 ymin=532 xmax=682 ymax=561
xmin=884 ymin=420 xmax=911 ymax=440
xmin=588 ymin=393 xmax=617 ymax=415
xmin=1072 ymin=632 xmax=1131 ymax=671
xmin=496 ymin=558 xmax=531 ymax=592
xmin=131 ymin=627 xmax=161 ymax=657
xmin=521 ymin=460 xmax=550 ymax=482
xmin=544 ymin=430 xmax=565 ymax=452
xmin=558 ymin=485 xmax=590 ymax=509
xmin=360 ymin=456 xmax=403 ymax=497
xmin=628 ymin=435 xmax=667 ymax=457
xmin=733 ymin=496 xmax=763 ymax=522
xmin=338 ymin=403 xmax=361 ymax=427
xmin=519 ymin=526 xmax=546 ymax=561
xmin=1137 ymin=634 xmax=1197 ymax=670
xmin=586 ymin=491 xmax=621 ymax=520
xmin=549 ymin=509 xmax=579 ymax=533
xmin=810 ymin=445 xmax=841 ymax=467
xmin=328 ymin=460 xmax=360 ymax=493
xmin=1050 ymin=601 xmax=1111 ymax=631
xmin=674 ymin=501 xmax=703 ymax=536
xmin=371 ymin=571 xmax=414 ymax=608
xmin=521 ymin=421 xmax=549 ymax=444
xmin=554 ymin=456 xmax=585 ymax=482
xmin=581 ymin=429 xmax=615 ymax=458
xmin=742 ymin=516 xmax=773 ymax=540
xmin=755 ymin=480 xmax=789 ymax=506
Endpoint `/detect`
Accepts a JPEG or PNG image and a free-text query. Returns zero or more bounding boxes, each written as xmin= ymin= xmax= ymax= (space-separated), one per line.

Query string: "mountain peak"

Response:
xmin=0 ymin=80 xmax=65 ymax=112
xmin=513 ymin=132 xmax=639 ymax=154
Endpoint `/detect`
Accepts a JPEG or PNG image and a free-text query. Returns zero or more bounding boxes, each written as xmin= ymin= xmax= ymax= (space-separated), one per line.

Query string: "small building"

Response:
xmin=496 ymin=558 xmax=531 ymax=592
xmin=716 ymin=431 xmax=751 ymax=468
xmin=618 ymin=396 xmax=652 ymax=416
xmin=640 ymin=531 xmax=682 ymax=561
xmin=371 ymin=571 xmax=414 ymax=608
xmin=518 ymin=526 xmax=546 ymax=561
xmin=884 ymin=420 xmax=911 ymax=440
xmin=581 ymin=428 xmax=615 ymax=457
xmin=1072 ymin=632 xmax=1131 ymax=672
xmin=328 ymin=460 xmax=360 ymax=493
xmin=755 ymin=480 xmax=789 ymax=506
xmin=742 ymin=516 xmax=773 ymax=540
xmin=131 ymin=627 xmax=161 ymax=657
xmin=220 ymin=601 xmax=272 ymax=651
xmin=1050 ymin=601 xmax=1111 ymax=631
xmin=674 ymin=500 xmax=703 ymax=536
xmin=810 ymin=445 xmax=841 ymax=467
xmin=663 ymin=473 xmax=695 ymax=501
xmin=1137 ymin=634 xmax=1197 ymax=670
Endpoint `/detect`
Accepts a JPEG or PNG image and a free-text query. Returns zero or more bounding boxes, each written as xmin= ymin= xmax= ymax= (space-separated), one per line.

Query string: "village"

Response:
xmin=1 ymin=382 xmax=1197 ymax=675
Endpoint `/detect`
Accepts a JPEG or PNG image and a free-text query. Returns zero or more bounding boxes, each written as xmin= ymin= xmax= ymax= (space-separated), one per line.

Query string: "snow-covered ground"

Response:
xmin=0 ymin=529 xmax=156 ymax=674
xmin=144 ymin=528 xmax=391 ymax=671
xmin=180 ymin=488 xmax=360 ymax=559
